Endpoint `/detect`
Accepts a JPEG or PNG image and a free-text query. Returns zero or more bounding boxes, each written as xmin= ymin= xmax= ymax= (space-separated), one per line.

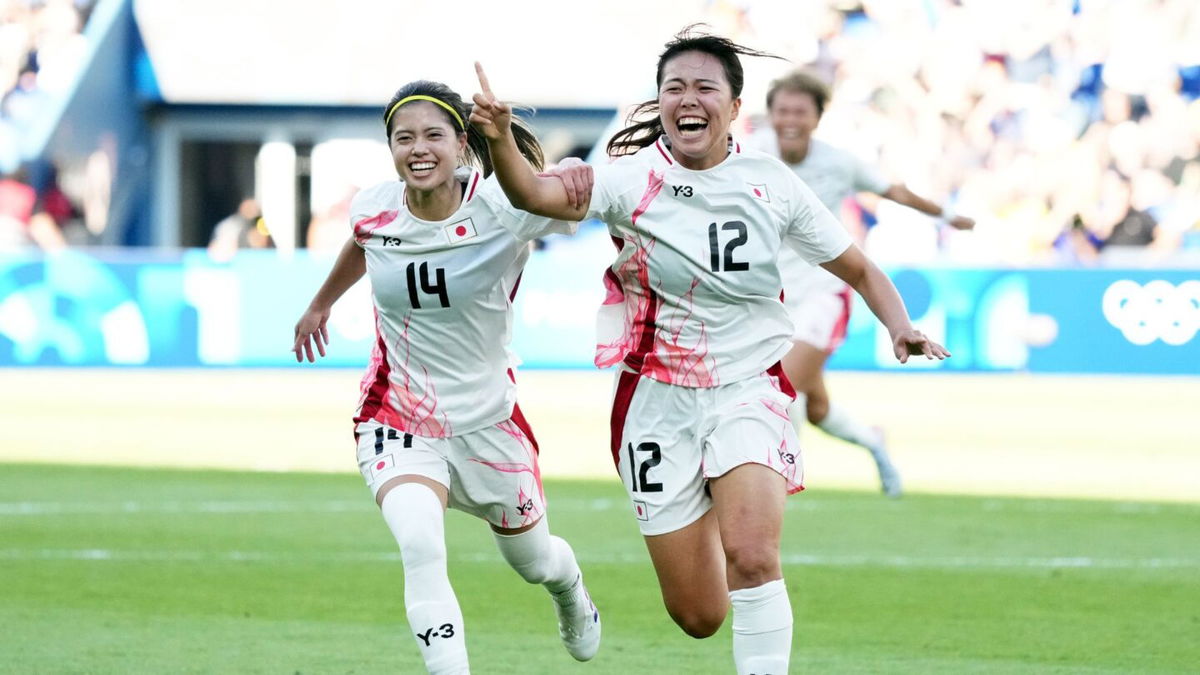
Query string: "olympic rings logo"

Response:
xmin=1101 ymin=280 xmax=1200 ymax=346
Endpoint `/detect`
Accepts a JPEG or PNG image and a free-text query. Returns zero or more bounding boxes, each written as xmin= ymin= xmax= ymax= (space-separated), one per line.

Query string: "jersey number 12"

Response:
xmin=708 ymin=221 xmax=749 ymax=272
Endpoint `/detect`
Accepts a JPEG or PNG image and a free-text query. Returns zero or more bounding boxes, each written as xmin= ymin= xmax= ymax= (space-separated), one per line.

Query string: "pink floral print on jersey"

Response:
xmin=353 ymin=209 xmax=399 ymax=245
xmin=358 ymin=312 xmax=451 ymax=437
xmin=641 ymin=276 xmax=718 ymax=387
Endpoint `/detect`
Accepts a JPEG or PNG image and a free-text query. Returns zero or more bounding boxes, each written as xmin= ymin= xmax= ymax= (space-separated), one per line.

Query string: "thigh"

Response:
xmin=355 ymin=422 xmax=451 ymax=506
xmin=781 ymin=339 xmax=830 ymax=400
xmin=613 ymin=373 xmax=708 ymax=536
xmin=446 ymin=415 xmax=546 ymax=530
xmin=710 ymin=463 xmax=786 ymax=590
xmin=643 ymin=510 xmax=729 ymax=632
xmin=703 ymin=374 xmax=804 ymax=494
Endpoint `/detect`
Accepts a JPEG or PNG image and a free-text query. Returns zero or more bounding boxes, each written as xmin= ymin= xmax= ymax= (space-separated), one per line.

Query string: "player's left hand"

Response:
xmin=947 ymin=215 xmax=975 ymax=230
xmin=470 ymin=62 xmax=512 ymax=141
xmin=538 ymin=157 xmax=594 ymax=210
xmin=892 ymin=329 xmax=950 ymax=363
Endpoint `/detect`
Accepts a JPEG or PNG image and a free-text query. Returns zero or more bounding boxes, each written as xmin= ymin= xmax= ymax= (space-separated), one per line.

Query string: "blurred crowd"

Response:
xmin=730 ymin=0 xmax=1200 ymax=266
xmin=0 ymin=0 xmax=95 ymax=251
xmin=3 ymin=0 xmax=1200 ymax=267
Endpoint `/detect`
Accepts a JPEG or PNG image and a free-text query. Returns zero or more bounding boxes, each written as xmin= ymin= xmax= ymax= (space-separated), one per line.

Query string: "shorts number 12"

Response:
xmin=627 ymin=442 xmax=663 ymax=493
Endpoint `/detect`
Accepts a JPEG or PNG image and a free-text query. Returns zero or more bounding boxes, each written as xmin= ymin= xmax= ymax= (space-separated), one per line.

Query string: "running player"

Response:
xmin=470 ymin=26 xmax=949 ymax=675
xmin=753 ymin=69 xmax=975 ymax=498
xmin=292 ymin=80 xmax=599 ymax=675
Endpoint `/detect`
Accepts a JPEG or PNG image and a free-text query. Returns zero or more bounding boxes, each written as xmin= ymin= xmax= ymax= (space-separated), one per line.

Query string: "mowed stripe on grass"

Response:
xmin=1 ymin=464 xmax=1197 ymax=674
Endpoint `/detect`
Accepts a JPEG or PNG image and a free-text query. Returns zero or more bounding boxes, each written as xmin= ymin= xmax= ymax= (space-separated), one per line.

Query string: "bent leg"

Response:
xmin=492 ymin=517 xmax=599 ymax=661
xmin=711 ymin=464 xmax=793 ymax=675
xmin=781 ymin=339 xmax=832 ymax=426
xmin=643 ymin=510 xmax=729 ymax=638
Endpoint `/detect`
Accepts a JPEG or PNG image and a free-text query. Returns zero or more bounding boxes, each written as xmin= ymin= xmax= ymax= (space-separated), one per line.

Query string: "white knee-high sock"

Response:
xmin=730 ymin=579 xmax=793 ymax=675
xmin=381 ymin=484 xmax=469 ymax=675
xmin=786 ymin=392 xmax=808 ymax=438
xmin=493 ymin=518 xmax=581 ymax=594
xmin=815 ymin=403 xmax=881 ymax=450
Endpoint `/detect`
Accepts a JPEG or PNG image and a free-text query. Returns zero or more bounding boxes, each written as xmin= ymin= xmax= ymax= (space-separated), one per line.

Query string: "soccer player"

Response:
xmin=470 ymin=26 xmax=949 ymax=675
xmin=753 ymin=69 xmax=976 ymax=498
xmin=292 ymin=80 xmax=599 ymax=675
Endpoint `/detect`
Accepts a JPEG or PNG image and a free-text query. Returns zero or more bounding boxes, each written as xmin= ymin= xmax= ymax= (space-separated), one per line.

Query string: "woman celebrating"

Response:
xmin=471 ymin=26 xmax=948 ymax=674
xmin=293 ymin=80 xmax=599 ymax=675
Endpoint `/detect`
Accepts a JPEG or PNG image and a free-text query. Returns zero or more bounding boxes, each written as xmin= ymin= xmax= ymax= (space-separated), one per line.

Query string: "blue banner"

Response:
xmin=0 ymin=247 xmax=1196 ymax=374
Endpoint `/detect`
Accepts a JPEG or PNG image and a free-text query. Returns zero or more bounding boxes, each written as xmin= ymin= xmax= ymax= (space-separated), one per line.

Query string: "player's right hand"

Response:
xmin=293 ymin=307 xmax=331 ymax=363
xmin=470 ymin=62 xmax=512 ymax=141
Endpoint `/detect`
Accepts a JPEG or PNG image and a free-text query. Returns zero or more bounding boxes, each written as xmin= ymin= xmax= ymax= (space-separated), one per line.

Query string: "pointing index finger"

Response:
xmin=474 ymin=61 xmax=494 ymax=100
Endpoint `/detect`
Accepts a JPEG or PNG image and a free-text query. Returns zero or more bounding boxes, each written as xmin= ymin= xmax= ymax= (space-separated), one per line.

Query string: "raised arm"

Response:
xmin=292 ymin=236 xmax=366 ymax=362
xmin=470 ymin=62 xmax=590 ymax=221
xmin=819 ymin=245 xmax=950 ymax=363
xmin=881 ymin=183 xmax=975 ymax=231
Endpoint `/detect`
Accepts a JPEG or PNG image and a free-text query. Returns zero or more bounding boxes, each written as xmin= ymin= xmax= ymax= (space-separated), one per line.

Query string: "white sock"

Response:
xmin=493 ymin=518 xmax=581 ymax=595
xmin=815 ymin=403 xmax=880 ymax=450
xmin=381 ymin=484 xmax=470 ymax=675
xmin=730 ymin=579 xmax=793 ymax=675
xmin=786 ymin=392 xmax=808 ymax=438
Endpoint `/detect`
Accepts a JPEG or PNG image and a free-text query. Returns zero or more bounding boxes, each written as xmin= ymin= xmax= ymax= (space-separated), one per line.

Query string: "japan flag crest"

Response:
xmin=445 ymin=217 xmax=478 ymax=244
xmin=748 ymin=183 xmax=770 ymax=203
xmin=369 ymin=454 xmax=395 ymax=480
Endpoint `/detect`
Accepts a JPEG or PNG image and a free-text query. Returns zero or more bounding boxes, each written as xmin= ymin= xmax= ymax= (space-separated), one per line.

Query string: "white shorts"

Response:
xmin=782 ymin=261 xmax=852 ymax=353
xmin=354 ymin=408 xmax=545 ymax=530
xmin=609 ymin=365 xmax=803 ymax=536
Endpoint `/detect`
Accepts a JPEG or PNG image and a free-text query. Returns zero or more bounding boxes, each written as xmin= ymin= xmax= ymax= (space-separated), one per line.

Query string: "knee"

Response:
xmin=668 ymin=607 xmax=726 ymax=639
xmin=724 ymin=543 xmax=780 ymax=589
xmin=509 ymin=559 xmax=551 ymax=585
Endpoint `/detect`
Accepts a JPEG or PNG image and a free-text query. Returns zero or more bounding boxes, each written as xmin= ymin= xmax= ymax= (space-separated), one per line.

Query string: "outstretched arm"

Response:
xmin=882 ymin=184 xmax=975 ymax=230
xmin=470 ymin=62 xmax=590 ymax=221
xmin=292 ymin=237 xmax=365 ymax=362
xmin=820 ymin=244 xmax=950 ymax=363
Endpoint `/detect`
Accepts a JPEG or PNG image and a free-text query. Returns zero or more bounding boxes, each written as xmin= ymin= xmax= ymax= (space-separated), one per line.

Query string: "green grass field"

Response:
xmin=2 ymin=464 xmax=1198 ymax=674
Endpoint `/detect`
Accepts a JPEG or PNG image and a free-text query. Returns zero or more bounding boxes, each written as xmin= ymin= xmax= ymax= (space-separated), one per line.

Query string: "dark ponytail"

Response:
xmin=607 ymin=24 xmax=783 ymax=157
xmin=384 ymin=81 xmax=544 ymax=175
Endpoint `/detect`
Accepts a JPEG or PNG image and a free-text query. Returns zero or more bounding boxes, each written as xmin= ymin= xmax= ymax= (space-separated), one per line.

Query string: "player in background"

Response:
xmin=750 ymin=70 xmax=976 ymax=497
xmin=292 ymin=80 xmax=599 ymax=675
xmin=470 ymin=26 xmax=949 ymax=675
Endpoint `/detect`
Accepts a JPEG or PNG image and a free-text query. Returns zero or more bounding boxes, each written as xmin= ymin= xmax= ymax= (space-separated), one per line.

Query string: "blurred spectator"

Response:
xmin=208 ymin=198 xmax=270 ymax=261
xmin=732 ymin=0 xmax=1200 ymax=266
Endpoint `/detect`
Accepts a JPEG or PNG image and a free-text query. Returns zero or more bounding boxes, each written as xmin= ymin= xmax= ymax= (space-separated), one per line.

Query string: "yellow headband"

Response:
xmin=385 ymin=95 xmax=465 ymax=131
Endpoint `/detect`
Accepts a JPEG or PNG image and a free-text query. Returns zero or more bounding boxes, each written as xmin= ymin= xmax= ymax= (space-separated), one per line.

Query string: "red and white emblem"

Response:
xmin=370 ymin=454 xmax=395 ymax=479
xmin=445 ymin=217 xmax=478 ymax=244
xmin=748 ymin=183 xmax=770 ymax=203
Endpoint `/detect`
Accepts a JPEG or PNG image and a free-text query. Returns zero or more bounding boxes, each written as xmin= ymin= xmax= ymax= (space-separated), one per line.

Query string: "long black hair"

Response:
xmin=384 ymin=80 xmax=544 ymax=174
xmin=607 ymin=24 xmax=783 ymax=157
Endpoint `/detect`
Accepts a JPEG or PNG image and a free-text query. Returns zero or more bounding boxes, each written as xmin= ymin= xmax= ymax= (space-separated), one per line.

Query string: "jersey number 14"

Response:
xmin=405 ymin=262 xmax=450 ymax=309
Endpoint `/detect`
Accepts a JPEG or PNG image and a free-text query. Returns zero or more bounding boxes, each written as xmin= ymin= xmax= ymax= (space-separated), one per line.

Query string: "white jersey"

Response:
xmin=585 ymin=137 xmax=852 ymax=388
xmin=350 ymin=169 xmax=575 ymax=437
xmin=748 ymin=131 xmax=891 ymax=300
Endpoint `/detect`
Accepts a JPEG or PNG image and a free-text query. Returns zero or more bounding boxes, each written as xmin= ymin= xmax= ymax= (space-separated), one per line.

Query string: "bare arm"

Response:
xmin=292 ymin=236 xmax=366 ymax=362
xmin=882 ymin=183 xmax=974 ymax=230
xmin=819 ymin=244 xmax=950 ymax=363
xmin=470 ymin=63 xmax=590 ymax=221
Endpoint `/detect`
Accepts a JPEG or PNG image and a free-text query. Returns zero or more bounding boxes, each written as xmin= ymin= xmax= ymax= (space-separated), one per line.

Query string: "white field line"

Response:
xmin=0 ymin=498 xmax=1194 ymax=516
xmin=0 ymin=548 xmax=1195 ymax=570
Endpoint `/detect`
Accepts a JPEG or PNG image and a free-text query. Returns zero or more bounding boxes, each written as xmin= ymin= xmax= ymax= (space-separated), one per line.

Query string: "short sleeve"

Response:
xmin=782 ymin=174 xmax=854 ymax=265
xmin=585 ymin=159 xmax=644 ymax=224
xmin=348 ymin=182 xmax=401 ymax=249
xmin=476 ymin=176 xmax=580 ymax=242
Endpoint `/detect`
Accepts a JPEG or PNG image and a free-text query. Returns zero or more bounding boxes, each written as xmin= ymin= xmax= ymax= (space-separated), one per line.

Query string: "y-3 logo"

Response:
xmin=672 ymin=185 xmax=693 ymax=197
xmin=416 ymin=623 xmax=456 ymax=646
xmin=516 ymin=498 xmax=535 ymax=515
